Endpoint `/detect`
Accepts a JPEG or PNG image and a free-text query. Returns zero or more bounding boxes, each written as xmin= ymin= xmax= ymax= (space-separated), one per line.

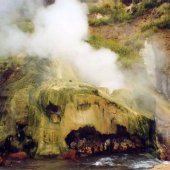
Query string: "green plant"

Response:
xmin=89 ymin=17 xmax=110 ymax=26
xmin=89 ymin=4 xmax=112 ymax=15
xmin=141 ymin=3 xmax=170 ymax=31
xmin=110 ymin=6 xmax=131 ymax=23
xmin=87 ymin=34 xmax=141 ymax=68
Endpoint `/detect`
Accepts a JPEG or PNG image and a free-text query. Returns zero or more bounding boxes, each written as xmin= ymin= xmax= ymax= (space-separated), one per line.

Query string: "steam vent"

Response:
xmin=0 ymin=0 xmax=170 ymax=169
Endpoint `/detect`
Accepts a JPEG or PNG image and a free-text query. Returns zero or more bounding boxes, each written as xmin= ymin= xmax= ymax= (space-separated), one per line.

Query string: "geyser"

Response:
xmin=0 ymin=0 xmax=124 ymax=91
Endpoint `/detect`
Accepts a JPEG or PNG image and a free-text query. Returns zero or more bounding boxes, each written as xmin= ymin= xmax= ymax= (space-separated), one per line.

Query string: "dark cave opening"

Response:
xmin=46 ymin=102 xmax=61 ymax=114
xmin=46 ymin=102 xmax=62 ymax=123
xmin=0 ymin=123 xmax=37 ymax=157
xmin=65 ymin=125 xmax=146 ymax=155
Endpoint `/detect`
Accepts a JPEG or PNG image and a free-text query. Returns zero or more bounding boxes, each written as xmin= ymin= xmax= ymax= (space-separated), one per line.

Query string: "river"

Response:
xmin=0 ymin=153 xmax=168 ymax=170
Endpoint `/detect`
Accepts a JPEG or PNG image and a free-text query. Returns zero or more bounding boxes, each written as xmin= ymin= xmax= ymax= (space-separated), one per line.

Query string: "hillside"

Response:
xmin=87 ymin=0 xmax=170 ymax=164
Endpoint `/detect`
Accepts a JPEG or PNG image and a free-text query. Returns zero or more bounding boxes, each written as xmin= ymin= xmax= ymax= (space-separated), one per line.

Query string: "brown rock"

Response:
xmin=93 ymin=145 xmax=99 ymax=153
xmin=159 ymin=152 xmax=167 ymax=160
xmin=166 ymin=149 xmax=170 ymax=154
xmin=85 ymin=146 xmax=93 ymax=155
xmin=0 ymin=157 xmax=3 ymax=165
xmin=120 ymin=142 xmax=127 ymax=151
xmin=8 ymin=152 xmax=27 ymax=160
xmin=167 ymin=155 xmax=170 ymax=161
xmin=124 ymin=139 xmax=133 ymax=148
xmin=70 ymin=141 xmax=77 ymax=149
xmin=62 ymin=149 xmax=76 ymax=160
xmin=113 ymin=142 xmax=119 ymax=151
xmin=99 ymin=144 xmax=103 ymax=152
xmin=3 ymin=159 xmax=12 ymax=166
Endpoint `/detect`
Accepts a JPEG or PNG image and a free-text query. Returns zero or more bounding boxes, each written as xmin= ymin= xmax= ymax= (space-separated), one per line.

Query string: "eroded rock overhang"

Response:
xmin=27 ymin=81 xmax=156 ymax=156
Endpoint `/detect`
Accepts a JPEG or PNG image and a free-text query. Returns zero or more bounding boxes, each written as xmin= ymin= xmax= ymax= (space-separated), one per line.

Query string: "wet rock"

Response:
xmin=1 ymin=159 xmax=12 ymax=166
xmin=124 ymin=139 xmax=130 ymax=147
xmin=70 ymin=142 xmax=77 ymax=149
xmin=62 ymin=149 xmax=76 ymax=160
xmin=120 ymin=141 xmax=128 ymax=151
xmin=99 ymin=143 xmax=104 ymax=152
xmin=158 ymin=144 xmax=168 ymax=160
xmin=104 ymin=139 xmax=111 ymax=150
xmin=130 ymin=136 xmax=143 ymax=148
xmin=161 ymin=148 xmax=170 ymax=161
xmin=85 ymin=146 xmax=93 ymax=155
xmin=93 ymin=145 xmax=99 ymax=153
xmin=0 ymin=157 xmax=3 ymax=165
xmin=113 ymin=141 xmax=119 ymax=151
xmin=77 ymin=139 xmax=86 ymax=149
xmin=8 ymin=151 xmax=27 ymax=160
xmin=166 ymin=149 xmax=170 ymax=160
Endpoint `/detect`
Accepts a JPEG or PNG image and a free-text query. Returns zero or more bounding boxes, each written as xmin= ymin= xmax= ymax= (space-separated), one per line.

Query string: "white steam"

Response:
xmin=141 ymin=40 xmax=166 ymax=91
xmin=0 ymin=0 xmax=124 ymax=91
xmin=141 ymin=40 xmax=157 ymax=87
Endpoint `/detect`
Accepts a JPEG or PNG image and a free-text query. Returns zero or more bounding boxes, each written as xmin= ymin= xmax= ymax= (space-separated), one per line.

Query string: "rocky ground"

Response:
xmin=150 ymin=164 xmax=170 ymax=170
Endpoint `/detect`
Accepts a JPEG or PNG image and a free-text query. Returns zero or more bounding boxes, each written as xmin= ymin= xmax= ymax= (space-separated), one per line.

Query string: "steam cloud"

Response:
xmin=0 ymin=0 xmax=124 ymax=91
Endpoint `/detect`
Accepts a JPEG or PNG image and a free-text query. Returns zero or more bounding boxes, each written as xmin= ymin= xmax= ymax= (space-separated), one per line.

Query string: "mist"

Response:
xmin=0 ymin=0 xmax=124 ymax=91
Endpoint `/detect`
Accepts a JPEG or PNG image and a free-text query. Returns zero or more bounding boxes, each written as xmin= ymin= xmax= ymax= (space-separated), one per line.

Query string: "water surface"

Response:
xmin=0 ymin=153 xmax=163 ymax=170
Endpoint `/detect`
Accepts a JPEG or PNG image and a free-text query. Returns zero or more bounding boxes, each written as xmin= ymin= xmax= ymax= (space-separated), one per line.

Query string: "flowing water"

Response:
xmin=0 ymin=153 xmax=167 ymax=170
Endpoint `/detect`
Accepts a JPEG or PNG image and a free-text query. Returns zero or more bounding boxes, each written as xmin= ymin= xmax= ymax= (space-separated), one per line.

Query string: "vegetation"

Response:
xmin=141 ymin=3 xmax=170 ymax=31
xmin=88 ymin=1 xmax=170 ymax=68
xmin=87 ymin=34 xmax=141 ymax=68
xmin=89 ymin=0 xmax=169 ymax=26
xmin=89 ymin=4 xmax=130 ymax=25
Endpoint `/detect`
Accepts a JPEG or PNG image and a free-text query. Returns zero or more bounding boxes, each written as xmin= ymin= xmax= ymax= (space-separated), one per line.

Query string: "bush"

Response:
xmin=141 ymin=3 xmax=170 ymax=31
xmin=89 ymin=4 xmax=131 ymax=24
xmin=129 ymin=0 xmax=167 ymax=19
xmin=155 ymin=14 xmax=170 ymax=29
xmin=156 ymin=2 xmax=170 ymax=15
xmin=110 ymin=6 xmax=131 ymax=23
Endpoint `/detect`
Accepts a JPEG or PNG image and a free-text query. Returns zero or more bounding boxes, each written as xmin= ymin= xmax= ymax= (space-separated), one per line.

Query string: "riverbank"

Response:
xmin=150 ymin=163 xmax=170 ymax=170
xmin=0 ymin=153 xmax=164 ymax=170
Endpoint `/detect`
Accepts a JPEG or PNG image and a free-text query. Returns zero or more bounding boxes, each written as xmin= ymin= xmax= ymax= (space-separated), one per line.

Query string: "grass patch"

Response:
xmin=89 ymin=17 xmax=110 ymax=27
xmin=89 ymin=0 xmax=168 ymax=26
xmin=87 ymin=34 xmax=141 ymax=68
xmin=89 ymin=4 xmax=112 ymax=15
xmin=110 ymin=6 xmax=131 ymax=23
xmin=141 ymin=3 xmax=170 ymax=31
xmin=141 ymin=15 xmax=170 ymax=32
xmin=89 ymin=4 xmax=131 ymax=26
xmin=130 ymin=0 xmax=165 ymax=18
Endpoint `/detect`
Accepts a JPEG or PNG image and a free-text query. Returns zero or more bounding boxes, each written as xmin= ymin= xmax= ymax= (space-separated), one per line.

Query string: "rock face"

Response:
xmin=0 ymin=56 xmax=156 ymax=157
xmin=147 ymin=34 xmax=170 ymax=161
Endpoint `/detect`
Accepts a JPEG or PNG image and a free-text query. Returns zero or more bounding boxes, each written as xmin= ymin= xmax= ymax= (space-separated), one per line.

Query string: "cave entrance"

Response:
xmin=65 ymin=126 xmax=145 ymax=155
